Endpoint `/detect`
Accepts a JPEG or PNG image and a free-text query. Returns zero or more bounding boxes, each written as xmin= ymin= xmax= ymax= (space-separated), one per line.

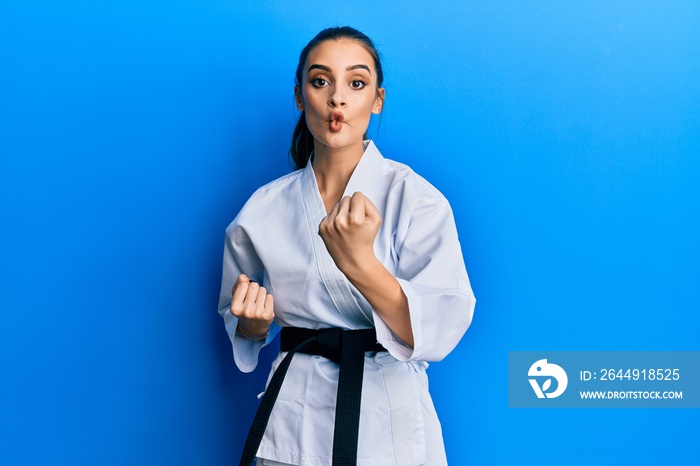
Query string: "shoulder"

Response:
xmin=248 ymin=168 xmax=304 ymax=201
xmin=225 ymin=169 xmax=304 ymax=238
xmin=380 ymin=156 xmax=450 ymax=209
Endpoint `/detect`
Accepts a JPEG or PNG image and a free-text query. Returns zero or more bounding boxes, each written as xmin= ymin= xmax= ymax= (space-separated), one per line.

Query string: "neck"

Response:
xmin=312 ymin=140 xmax=365 ymax=212
xmin=313 ymin=140 xmax=364 ymax=192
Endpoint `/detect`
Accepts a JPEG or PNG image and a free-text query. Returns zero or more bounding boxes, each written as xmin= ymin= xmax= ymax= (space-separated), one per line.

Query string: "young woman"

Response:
xmin=218 ymin=26 xmax=475 ymax=466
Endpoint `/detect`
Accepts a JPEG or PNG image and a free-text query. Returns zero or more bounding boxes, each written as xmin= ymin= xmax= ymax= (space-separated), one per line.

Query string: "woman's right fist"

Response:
xmin=230 ymin=274 xmax=274 ymax=338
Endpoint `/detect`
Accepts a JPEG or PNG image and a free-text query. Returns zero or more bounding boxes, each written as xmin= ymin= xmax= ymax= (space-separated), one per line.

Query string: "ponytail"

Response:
xmin=290 ymin=111 xmax=314 ymax=170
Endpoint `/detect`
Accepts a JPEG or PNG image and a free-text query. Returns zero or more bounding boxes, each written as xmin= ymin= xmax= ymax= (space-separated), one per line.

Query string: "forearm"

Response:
xmin=340 ymin=256 xmax=414 ymax=348
xmin=318 ymin=193 xmax=413 ymax=346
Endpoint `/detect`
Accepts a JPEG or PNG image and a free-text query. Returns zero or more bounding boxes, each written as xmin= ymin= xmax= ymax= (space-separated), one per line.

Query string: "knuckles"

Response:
xmin=230 ymin=273 xmax=275 ymax=321
xmin=230 ymin=302 xmax=244 ymax=316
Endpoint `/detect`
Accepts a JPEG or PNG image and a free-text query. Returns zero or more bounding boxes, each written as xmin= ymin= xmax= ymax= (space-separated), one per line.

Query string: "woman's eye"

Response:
xmin=312 ymin=78 xmax=328 ymax=87
xmin=350 ymin=80 xmax=366 ymax=89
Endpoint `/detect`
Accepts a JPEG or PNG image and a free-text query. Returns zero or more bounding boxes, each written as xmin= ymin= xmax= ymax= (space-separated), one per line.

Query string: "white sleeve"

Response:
xmin=373 ymin=199 xmax=476 ymax=362
xmin=217 ymin=223 xmax=276 ymax=373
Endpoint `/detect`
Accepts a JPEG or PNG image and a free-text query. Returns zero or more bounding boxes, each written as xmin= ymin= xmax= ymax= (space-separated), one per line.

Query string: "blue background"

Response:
xmin=1 ymin=1 xmax=698 ymax=464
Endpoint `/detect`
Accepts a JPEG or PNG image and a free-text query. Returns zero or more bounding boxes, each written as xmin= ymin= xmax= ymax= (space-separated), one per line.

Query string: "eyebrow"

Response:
xmin=307 ymin=64 xmax=372 ymax=74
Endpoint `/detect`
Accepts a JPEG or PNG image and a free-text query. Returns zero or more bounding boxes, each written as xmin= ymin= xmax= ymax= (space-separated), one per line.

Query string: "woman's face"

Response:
xmin=295 ymin=39 xmax=385 ymax=154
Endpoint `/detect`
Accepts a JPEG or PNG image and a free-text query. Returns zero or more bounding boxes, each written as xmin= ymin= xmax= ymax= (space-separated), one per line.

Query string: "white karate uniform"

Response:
xmin=218 ymin=140 xmax=475 ymax=466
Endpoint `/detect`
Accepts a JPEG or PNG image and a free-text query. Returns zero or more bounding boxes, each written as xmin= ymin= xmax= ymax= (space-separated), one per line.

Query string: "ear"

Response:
xmin=294 ymin=86 xmax=304 ymax=111
xmin=372 ymin=88 xmax=385 ymax=114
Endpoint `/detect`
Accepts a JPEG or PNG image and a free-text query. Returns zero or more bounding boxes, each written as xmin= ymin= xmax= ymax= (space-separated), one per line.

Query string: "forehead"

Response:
xmin=304 ymin=39 xmax=375 ymax=73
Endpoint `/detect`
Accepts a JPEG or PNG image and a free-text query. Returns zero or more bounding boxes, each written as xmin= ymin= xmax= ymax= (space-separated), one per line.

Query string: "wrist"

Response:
xmin=340 ymin=254 xmax=382 ymax=284
xmin=236 ymin=321 xmax=269 ymax=341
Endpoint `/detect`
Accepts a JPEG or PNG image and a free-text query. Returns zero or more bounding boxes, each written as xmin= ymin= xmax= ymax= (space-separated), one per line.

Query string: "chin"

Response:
xmin=319 ymin=135 xmax=363 ymax=151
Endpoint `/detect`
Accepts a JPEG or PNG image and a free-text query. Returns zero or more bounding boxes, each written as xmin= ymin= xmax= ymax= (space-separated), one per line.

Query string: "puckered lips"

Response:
xmin=329 ymin=112 xmax=344 ymax=132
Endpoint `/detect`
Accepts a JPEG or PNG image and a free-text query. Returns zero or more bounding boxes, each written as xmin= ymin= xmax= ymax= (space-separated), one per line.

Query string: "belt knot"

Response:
xmin=315 ymin=327 xmax=343 ymax=363
xmin=240 ymin=326 xmax=387 ymax=466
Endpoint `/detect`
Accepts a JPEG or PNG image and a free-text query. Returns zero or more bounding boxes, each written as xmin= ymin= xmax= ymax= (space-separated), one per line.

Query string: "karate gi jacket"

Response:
xmin=218 ymin=140 xmax=475 ymax=466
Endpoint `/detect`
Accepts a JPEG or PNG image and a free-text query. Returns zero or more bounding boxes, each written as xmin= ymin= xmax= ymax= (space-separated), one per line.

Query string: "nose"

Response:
xmin=328 ymin=85 xmax=346 ymax=107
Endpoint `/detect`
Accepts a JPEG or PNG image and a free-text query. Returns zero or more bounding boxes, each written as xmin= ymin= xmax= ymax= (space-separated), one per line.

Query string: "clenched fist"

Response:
xmin=230 ymin=274 xmax=274 ymax=338
xmin=318 ymin=191 xmax=382 ymax=273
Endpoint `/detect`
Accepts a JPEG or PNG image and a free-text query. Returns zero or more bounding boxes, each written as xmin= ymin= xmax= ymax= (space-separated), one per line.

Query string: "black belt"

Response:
xmin=239 ymin=327 xmax=387 ymax=466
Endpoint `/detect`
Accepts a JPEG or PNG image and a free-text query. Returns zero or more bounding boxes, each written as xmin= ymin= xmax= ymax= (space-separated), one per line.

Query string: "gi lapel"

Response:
xmin=299 ymin=141 xmax=384 ymax=327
